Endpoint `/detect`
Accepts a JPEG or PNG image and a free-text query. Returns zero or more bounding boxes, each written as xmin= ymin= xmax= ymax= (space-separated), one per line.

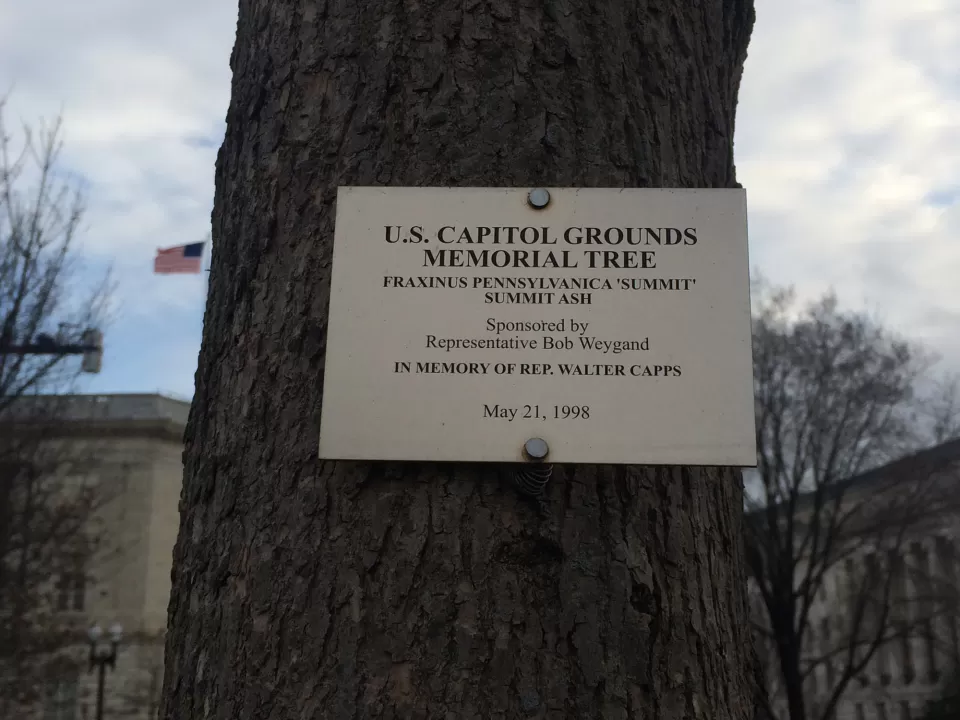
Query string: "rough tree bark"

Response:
xmin=160 ymin=1 xmax=758 ymax=718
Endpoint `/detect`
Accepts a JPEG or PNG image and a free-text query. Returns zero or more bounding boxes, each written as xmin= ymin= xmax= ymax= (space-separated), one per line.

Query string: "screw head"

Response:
xmin=524 ymin=437 xmax=549 ymax=460
xmin=527 ymin=188 xmax=550 ymax=209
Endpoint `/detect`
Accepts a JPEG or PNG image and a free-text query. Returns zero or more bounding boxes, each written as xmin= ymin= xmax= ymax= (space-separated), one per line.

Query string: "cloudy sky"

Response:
xmin=0 ymin=0 xmax=957 ymax=399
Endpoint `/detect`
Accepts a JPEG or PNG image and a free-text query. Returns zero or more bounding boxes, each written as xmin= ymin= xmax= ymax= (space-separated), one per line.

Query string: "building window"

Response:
xmin=855 ymin=703 xmax=865 ymax=720
xmin=899 ymin=700 xmax=910 ymax=720
xmin=43 ymin=675 xmax=78 ymax=720
xmin=876 ymin=702 xmax=888 ymax=720
xmin=935 ymin=537 xmax=959 ymax=660
xmin=821 ymin=618 xmax=836 ymax=687
xmin=910 ymin=542 xmax=938 ymax=683
xmin=56 ymin=569 xmax=85 ymax=612
xmin=889 ymin=549 xmax=914 ymax=684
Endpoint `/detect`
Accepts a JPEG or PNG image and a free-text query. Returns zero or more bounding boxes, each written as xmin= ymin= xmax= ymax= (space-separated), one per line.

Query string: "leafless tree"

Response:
xmin=746 ymin=279 xmax=960 ymax=720
xmin=0 ymin=96 xmax=113 ymax=715
xmin=920 ymin=374 xmax=960 ymax=445
xmin=0 ymin=96 xmax=112 ymax=407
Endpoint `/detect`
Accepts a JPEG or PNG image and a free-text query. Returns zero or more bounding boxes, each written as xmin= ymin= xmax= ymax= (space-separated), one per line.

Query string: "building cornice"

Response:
xmin=0 ymin=393 xmax=189 ymax=442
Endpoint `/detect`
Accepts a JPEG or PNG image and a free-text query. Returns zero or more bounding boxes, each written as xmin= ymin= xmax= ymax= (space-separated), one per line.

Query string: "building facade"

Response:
xmin=2 ymin=394 xmax=188 ymax=720
xmin=5 ymin=393 xmax=957 ymax=719
xmin=752 ymin=441 xmax=960 ymax=720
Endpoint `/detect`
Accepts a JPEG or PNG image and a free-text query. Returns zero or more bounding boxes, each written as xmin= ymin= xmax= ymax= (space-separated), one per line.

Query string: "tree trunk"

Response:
xmin=777 ymin=636 xmax=807 ymax=720
xmin=160 ymin=1 xmax=758 ymax=718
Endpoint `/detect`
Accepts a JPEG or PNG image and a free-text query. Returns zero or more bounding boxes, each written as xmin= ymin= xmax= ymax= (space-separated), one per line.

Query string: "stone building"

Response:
xmin=5 ymin=392 xmax=957 ymax=719
xmin=1 ymin=393 xmax=188 ymax=720
xmin=752 ymin=440 xmax=960 ymax=720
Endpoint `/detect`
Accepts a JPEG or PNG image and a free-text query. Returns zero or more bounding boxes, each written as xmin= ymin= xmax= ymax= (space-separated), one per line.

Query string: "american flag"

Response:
xmin=154 ymin=242 xmax=204 ymax=274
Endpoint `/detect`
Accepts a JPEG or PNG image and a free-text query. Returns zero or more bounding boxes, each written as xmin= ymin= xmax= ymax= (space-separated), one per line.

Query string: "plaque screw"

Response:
xmin=527 ymin=188 xmax=550 ymax=209
xmin=514 ymin=440 xmax=553 ymax=507
xmin=524 ymin=437 xmax=549 ymax=460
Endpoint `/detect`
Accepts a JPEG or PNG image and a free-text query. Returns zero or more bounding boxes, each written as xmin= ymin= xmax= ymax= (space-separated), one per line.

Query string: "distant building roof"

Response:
xmin=833 ymin=437 xmax=960 ymax=495
xmin=0 ymin=393 xmax=191 ymax=440
xmin=747 ymin=437 xmax=960 ymax=520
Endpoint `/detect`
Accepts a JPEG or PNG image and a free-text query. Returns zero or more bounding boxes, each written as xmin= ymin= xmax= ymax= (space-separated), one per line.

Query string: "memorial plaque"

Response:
xmin=318 ymin=187 xmax=757 ymax=465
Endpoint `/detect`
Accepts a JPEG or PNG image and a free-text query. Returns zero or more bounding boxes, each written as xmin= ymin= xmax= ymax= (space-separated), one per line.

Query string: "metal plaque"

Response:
xmin=319 ymin=186 xmax=756 ymax=466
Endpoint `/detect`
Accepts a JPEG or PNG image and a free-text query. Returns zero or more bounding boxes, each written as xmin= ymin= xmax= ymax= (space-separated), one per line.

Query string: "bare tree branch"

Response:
xmin=0 ymin=95 xmax=115 ymax=715
xmin=746 ymin=276 xmax=960 ymax=720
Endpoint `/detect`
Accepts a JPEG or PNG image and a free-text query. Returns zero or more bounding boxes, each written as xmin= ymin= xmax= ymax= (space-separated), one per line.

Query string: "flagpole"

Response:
xmin=203 ymin=232 xmax=211 ymax=302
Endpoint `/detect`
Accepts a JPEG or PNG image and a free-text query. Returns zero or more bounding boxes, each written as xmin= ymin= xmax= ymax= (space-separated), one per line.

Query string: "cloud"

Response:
xmin=0 ymin=0 xmax=236 ymax=396
xmin=737 ymin=0 xmax=960 ymax=375
xmin=0 ymin=0 xmax=957 ymax=399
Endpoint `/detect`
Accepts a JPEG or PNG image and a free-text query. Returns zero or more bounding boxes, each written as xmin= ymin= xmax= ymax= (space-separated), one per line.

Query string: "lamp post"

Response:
xmin=0 ymin=326 xmax=103 ymax=373
xmin=87 ymin=624 xmax=122 ymax=720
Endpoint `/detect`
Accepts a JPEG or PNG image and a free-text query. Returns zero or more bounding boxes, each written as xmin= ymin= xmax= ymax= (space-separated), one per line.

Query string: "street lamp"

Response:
xmin=87 ymin=623 xmax=122 ymax=720
xmin=0 ymin=326 xmax=103 ymax=373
